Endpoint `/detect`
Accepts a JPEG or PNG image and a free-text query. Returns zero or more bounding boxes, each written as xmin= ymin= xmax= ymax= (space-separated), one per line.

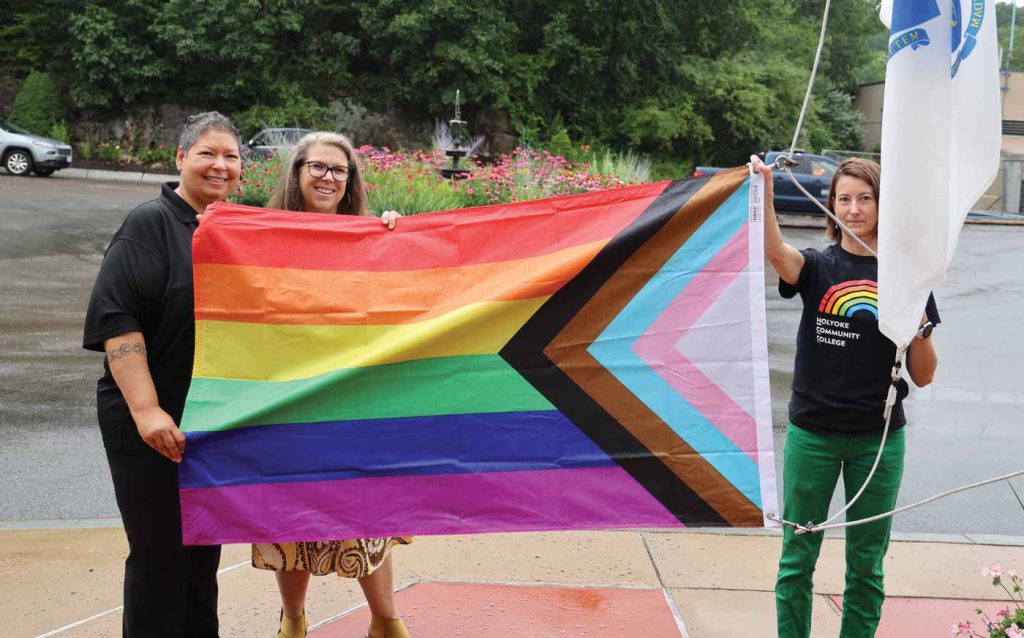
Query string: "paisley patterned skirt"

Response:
xmin=252 ymin=536 xmax=412 ymax=578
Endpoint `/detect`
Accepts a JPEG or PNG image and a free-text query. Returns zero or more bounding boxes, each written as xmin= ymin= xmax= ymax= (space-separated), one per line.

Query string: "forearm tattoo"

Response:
xmin=107 ymin=342 xmax=146 ymax=362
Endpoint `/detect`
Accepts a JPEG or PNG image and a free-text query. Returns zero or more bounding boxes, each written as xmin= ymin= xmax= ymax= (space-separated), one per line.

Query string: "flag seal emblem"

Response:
xmin=951 ymin=1 xmax=986 ymax=78
xmin=887 ymin=0 xmax=941 ymax=60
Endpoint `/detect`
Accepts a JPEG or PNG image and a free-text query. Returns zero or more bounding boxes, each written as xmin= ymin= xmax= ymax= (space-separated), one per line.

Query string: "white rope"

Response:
xmin=770 ymin=351 xmax=903 ymax=535
xmin=787 ymin=0 xmax=833 ymax=160
xmin=777 ymin=0 xmax=878 ymax=259
xmin=772 ymin=469 xmax=1024 ymax=533
xmin=808 ymin=351 xmax=903 ymax=530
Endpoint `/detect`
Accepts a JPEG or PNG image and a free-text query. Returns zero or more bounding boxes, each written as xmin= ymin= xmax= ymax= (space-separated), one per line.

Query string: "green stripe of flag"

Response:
xmin=181 ymin=354 xmax=553 ymax=433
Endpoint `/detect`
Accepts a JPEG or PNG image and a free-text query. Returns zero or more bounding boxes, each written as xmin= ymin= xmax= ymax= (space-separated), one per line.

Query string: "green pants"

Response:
xmin=776 ymin=423 xmax=905 ymax=638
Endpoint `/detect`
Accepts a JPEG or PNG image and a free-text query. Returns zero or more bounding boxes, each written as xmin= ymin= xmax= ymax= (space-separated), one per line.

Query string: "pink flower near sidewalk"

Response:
xmin=986 ymin=564 xmax=1005 ymax=579
xmin=1006 ymin=623 xmax=1024 ymax=638
xmin=951 ymin=621 xmax=971 ymax=636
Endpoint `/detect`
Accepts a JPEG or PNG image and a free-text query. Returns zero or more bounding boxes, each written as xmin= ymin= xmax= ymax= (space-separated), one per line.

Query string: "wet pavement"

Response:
xmin=6 ymin=526 xmax=1022 ymax=637
xmin=309 ymin=582 xmax=685 ymax=638
xmin=0 ymin=175 xmax=158 ymax=521
xmin=1 ymin=173 xmax=1022 ymax=535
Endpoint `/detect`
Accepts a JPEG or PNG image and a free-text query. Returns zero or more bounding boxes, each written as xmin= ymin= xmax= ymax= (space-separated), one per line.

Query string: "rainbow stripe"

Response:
xmin=178 ymin=169 xmax=777 ymax=544
xmin=818 ymin=279 xmax=879 ymax=318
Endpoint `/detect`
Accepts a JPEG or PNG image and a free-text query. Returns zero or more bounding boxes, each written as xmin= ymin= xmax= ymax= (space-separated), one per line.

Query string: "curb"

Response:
xmin=56 ymin=167 xmax=175 ymax=184
xmin=5 ymin=518 xmax=1024 ymax=547
xmin=0 ymin=518 xmax=123 ymax=530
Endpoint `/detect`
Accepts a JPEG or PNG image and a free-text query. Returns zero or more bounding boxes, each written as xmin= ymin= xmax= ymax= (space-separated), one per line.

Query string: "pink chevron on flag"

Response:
xmin=631 ymin=225 xmax=758 ymax=461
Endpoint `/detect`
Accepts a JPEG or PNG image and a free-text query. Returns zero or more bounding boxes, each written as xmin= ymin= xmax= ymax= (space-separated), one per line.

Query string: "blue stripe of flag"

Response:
xmin=179 ymin=410 xmax=617 ymax=489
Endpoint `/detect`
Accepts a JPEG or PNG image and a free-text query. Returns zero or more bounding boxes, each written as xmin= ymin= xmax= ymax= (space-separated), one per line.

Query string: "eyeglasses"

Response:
xmin=303 ymin=161 xmax=350 ymax=182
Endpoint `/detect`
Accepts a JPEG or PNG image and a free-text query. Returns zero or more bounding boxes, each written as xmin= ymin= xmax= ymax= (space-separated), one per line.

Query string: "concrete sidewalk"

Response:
xmin=5 ymin=524 xmax=1022 ymax=637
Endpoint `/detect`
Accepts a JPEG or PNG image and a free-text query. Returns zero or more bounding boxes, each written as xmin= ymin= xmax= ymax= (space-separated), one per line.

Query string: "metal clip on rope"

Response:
xmin=882 ymin=360 xmax=903 ymax=423
xmin=772 ymin=155 xmax=798 ymax=171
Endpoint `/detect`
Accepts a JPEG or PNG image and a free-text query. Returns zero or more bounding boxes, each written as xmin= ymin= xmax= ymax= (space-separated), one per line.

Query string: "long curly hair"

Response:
xmin=267 ymin=132 xmax=369 ymax=216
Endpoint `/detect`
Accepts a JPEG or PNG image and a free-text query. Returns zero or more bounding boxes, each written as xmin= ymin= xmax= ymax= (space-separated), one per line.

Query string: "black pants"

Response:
xmin=106 ymin=447 xmax=221 ymax=637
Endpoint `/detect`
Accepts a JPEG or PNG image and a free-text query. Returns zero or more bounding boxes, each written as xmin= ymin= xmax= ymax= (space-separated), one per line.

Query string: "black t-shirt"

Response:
xmin=83 ymin=182 xmax=199 ymax=451
xmin=780 ymin=244 xmax=940 ymax=435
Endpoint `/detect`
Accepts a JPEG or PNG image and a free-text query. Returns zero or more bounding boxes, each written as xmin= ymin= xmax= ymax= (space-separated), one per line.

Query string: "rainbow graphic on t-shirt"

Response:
xmin=818 ymin=279 xmax=878 ymax=318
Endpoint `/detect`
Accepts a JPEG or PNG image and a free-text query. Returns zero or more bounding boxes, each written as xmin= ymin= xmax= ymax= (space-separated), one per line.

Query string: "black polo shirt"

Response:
xmin=83 ymin=182 xmax=199 ymax=451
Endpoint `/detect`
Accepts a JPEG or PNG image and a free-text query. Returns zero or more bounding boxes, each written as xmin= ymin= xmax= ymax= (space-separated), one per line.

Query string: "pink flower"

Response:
xmin=986 ymin=564 xmax=1004 ymax=579
xmin=1009 ymin=569 xmax=1020 ymax=579
xmin=1007 ymin=623 xmax=1024 ymax=638
xmin=951 ymin=621 xmax=972 ymax=636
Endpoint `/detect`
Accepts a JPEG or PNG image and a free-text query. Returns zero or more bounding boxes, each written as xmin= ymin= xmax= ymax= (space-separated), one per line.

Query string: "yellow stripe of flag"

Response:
xmin=194 ymin=297 xmax=549 ymax=382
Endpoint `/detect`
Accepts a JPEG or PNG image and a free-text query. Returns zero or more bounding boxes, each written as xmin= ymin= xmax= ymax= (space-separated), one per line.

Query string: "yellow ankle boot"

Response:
xmin=366 ymin=615 xmax=409 ymax=638
xmin=276 ymin=609 xmax=308 ymax=638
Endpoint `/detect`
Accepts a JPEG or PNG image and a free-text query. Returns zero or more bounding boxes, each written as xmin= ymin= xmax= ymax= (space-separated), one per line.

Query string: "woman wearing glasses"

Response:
xmin=258 ymin=132 xmax=409 ymax=638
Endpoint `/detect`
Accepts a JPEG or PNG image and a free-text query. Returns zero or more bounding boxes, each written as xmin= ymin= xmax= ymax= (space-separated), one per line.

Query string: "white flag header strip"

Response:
xmin=877 ymin=0 xmax=1000 ymax=348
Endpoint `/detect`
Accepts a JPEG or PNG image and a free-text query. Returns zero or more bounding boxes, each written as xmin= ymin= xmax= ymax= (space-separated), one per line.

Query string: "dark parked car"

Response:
xmin=694 ymin=151 xmax=839 ymax=213
xmin=245 ymin=128 xmax=312 ymax=160
xmin=0 ymin=117 xmax=73 ymax=177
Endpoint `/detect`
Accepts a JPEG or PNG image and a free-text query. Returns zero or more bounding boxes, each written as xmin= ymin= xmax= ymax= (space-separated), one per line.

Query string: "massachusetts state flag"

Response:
xmin=878 ymin=0 xmax=1000 ymax=347
xmin=177 ymin=169 xmax=778 ymax=545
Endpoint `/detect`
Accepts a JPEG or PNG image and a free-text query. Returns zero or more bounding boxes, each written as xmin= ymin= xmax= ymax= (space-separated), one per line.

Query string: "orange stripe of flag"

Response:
xmin=196 ymin=240 xmax=607 ymax=326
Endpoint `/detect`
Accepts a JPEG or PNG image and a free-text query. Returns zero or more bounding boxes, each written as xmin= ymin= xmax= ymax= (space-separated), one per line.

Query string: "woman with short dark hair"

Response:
xmin=83 ymin=111 xmax=243 ymax=637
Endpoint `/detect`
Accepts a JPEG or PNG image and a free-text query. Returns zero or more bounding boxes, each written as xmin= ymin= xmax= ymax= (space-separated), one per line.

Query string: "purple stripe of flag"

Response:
xmin=180 ymin=466 xmax=683 ymax=544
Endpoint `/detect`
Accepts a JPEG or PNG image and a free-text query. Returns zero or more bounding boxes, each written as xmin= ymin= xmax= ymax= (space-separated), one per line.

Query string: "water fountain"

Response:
xmin=438 ymin=90 xmax=473 ymax=179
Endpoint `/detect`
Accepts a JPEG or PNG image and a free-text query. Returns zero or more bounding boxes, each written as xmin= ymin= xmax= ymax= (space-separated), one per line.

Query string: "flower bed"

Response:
xmin=954 ymin=565 xmax=1024 ymax=637
xmin=229 ymin=146 xmax=649 ymax=214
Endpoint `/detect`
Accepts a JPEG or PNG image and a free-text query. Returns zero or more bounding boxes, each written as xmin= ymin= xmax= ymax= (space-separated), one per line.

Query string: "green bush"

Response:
xmin=47 ymin=120 xmax=70 ymax=143
xmin=97 ymin=143 xmax=121 ymax=163
xmin=585 ymin=149 xmax=651 ymax=184
xmin=233 ymin=98 xmax=327 ymax=139
xmin=9 ymin=71 xmax=66 ymax=135
xmin=649 ymin=155 xmax=695 ymax=182
xmin=363 ymin=163 xmax=463 ymax=215
xmin=547 ymin=129 xmax=573 ymax=160
xmin=136 ymin=143 xmax=175 ymax=164
xmin=77 ymin=141 xmax=93 ymax=160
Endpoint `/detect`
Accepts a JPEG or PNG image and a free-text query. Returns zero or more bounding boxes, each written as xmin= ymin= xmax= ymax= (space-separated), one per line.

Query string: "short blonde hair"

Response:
xmin=825 ymin=157 xmax=881 ymax=244
xmin=267 ymin=132 xmax=369 ymax=216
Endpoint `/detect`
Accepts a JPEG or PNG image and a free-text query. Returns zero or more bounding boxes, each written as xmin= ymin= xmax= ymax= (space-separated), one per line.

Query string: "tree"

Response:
xmin=9 ymin=71 xmax=66 ymax=134
xmin=0 ymin=0 xmax=74 ymax=76
xmin=67 ymin=3 xmax=170 ymax=111
xmin=0 ymin=0 xmax=887 ymax=164
xmin=352 ymin=1 xmax=528 ymax=116
xmin=152 ymin=0 xmax=357 ymax=105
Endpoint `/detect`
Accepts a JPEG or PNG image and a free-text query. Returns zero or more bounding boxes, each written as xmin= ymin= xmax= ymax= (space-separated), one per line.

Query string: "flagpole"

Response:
xmin=1010 ymin=2 xmax=1017 ymax=71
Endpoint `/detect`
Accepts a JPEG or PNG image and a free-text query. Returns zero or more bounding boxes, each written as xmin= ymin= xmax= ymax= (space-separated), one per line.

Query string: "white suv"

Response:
xmin=0 ymin=117 xmax=73 ymax=177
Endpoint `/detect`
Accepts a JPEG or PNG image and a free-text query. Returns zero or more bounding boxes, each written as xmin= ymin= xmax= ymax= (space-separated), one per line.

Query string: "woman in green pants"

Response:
xmin=750 ymin=155 xmax=939 ymax=637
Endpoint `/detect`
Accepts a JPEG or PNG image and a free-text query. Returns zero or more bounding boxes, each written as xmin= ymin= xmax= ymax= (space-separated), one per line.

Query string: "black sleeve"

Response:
xmin=778 ymin=248 xmax=819 ymax=299
xmin=83 ymin=237 xmax=166 ymax=352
